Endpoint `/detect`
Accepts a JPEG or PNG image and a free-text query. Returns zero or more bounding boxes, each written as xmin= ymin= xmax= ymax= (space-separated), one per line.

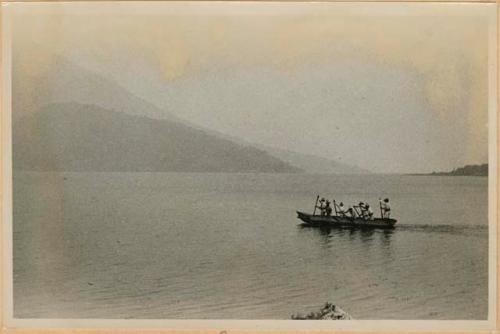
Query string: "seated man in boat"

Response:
xmin=324 ymin=200 xmax=333 ymax=216
xmin=337 ymin=202 xmax=346 ymax=216
xmin=346 ymin=206 xmax=355 ymax=217
xmin=344 ymin=206 xmax=356 ymax=218
xmin=379 ymin=198 xmax=391 ymax=218
xmin=363 ymin=204 xmax=374 ymax=220
xmin=338 ymin=202 xmax=352 ymax=217
xmin=356 ymin=202 xmax=366 ymax=217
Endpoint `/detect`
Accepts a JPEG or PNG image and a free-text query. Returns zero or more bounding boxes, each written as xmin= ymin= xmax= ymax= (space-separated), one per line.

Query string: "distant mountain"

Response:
xmin=261 ymin=146 xmax=370 ymax=174
xmin=429 ymin=164 xmax=488 ymax=176
xmin=13 ymin=103 xmax=300 ymax=173
xmin=13 ymin=53 xmax=365 ymax=174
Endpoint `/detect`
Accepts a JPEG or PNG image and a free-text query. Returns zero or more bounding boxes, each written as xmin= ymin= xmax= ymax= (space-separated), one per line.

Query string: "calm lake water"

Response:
xmin=13 ymin=172 xmax=488 ymax=319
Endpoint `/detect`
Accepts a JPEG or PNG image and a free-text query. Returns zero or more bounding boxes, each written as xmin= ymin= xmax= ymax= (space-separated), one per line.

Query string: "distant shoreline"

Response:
xmin=407 ymin=163 xmax=488 ymax=177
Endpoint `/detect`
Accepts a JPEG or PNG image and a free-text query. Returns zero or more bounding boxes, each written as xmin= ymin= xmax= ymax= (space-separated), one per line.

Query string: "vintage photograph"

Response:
xmin=2 ymin=1 xmax=497 ymax=326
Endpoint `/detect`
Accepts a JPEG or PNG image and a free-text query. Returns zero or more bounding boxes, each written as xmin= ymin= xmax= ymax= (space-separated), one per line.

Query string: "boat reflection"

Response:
xmin=298 ymin=224 xmax=394 ymax=250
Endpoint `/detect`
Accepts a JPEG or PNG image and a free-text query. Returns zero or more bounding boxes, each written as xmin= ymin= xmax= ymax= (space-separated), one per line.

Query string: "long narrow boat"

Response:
xmin=296 ymin=211 xmax=397 ymax=229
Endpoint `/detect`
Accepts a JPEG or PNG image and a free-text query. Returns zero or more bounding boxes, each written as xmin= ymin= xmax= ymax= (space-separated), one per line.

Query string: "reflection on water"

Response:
xmin=298 ymin=224 xmax=395 ymax=251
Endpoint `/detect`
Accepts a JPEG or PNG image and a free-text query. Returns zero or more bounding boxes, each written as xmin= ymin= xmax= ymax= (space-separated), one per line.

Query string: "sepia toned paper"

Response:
xmin=0 ymin=1 xmax=498 ymax=333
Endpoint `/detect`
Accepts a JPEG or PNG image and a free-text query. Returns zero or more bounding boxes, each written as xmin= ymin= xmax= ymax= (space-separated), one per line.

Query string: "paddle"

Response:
xmin=379 ymin=198 xmax=383 ymax=218
xmin=313 ymin=195 xmax=319 ymax=215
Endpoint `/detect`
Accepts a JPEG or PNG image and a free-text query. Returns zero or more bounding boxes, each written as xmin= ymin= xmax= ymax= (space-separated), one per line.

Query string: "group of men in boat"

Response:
xmin=315 ymin=197 xmax=391 ymax=220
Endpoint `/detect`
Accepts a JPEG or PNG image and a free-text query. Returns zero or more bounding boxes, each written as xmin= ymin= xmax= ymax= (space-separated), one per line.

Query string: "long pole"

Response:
xmin=333 ymin=200 xmax=338 ymax=216
xmin=313 ymin=195 xmax=319 ymax=215
xmin=379 ymin=200 xmax=383 ymax=219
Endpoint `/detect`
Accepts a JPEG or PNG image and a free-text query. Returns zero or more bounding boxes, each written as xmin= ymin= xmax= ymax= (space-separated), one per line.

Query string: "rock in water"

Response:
xmin=291 ymin=302 xmax=352 ymax=320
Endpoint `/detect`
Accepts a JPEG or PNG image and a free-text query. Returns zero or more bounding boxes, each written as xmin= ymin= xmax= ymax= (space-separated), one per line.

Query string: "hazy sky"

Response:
xmin=9 ymin=2 xmax=495 ymax=173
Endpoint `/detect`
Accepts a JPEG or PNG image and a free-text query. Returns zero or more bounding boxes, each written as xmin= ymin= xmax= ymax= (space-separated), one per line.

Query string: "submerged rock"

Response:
xmin=291 ymin=302 xmax=352 ymax=320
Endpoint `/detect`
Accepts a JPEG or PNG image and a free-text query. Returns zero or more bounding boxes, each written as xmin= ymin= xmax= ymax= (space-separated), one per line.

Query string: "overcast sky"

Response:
xmin=9 ymin=2 xmax=495 ymax=173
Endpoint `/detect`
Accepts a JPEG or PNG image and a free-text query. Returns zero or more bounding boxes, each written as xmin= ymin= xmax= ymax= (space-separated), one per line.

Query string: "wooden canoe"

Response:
xmin=296 ymin=211 xmax=397 ymax=228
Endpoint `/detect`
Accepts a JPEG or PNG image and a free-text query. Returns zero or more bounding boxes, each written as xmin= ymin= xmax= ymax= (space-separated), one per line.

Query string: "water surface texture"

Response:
xmin=13 ymin=173 xmax=488 ymax=319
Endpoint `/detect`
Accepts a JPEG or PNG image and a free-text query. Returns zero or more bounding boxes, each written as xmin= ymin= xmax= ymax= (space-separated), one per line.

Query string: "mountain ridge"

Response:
xmin=13 ymin=103 xmax=301 ymax=173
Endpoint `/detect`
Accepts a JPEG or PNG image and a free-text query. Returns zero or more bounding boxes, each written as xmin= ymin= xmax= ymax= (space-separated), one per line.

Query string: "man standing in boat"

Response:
xmin=379 ymin=198 xmax=391 ymax=218
xmin=325 ymin=200 xmax=333 ymax=216
xmin=317 ymin=197 xmax=326 ymax=215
